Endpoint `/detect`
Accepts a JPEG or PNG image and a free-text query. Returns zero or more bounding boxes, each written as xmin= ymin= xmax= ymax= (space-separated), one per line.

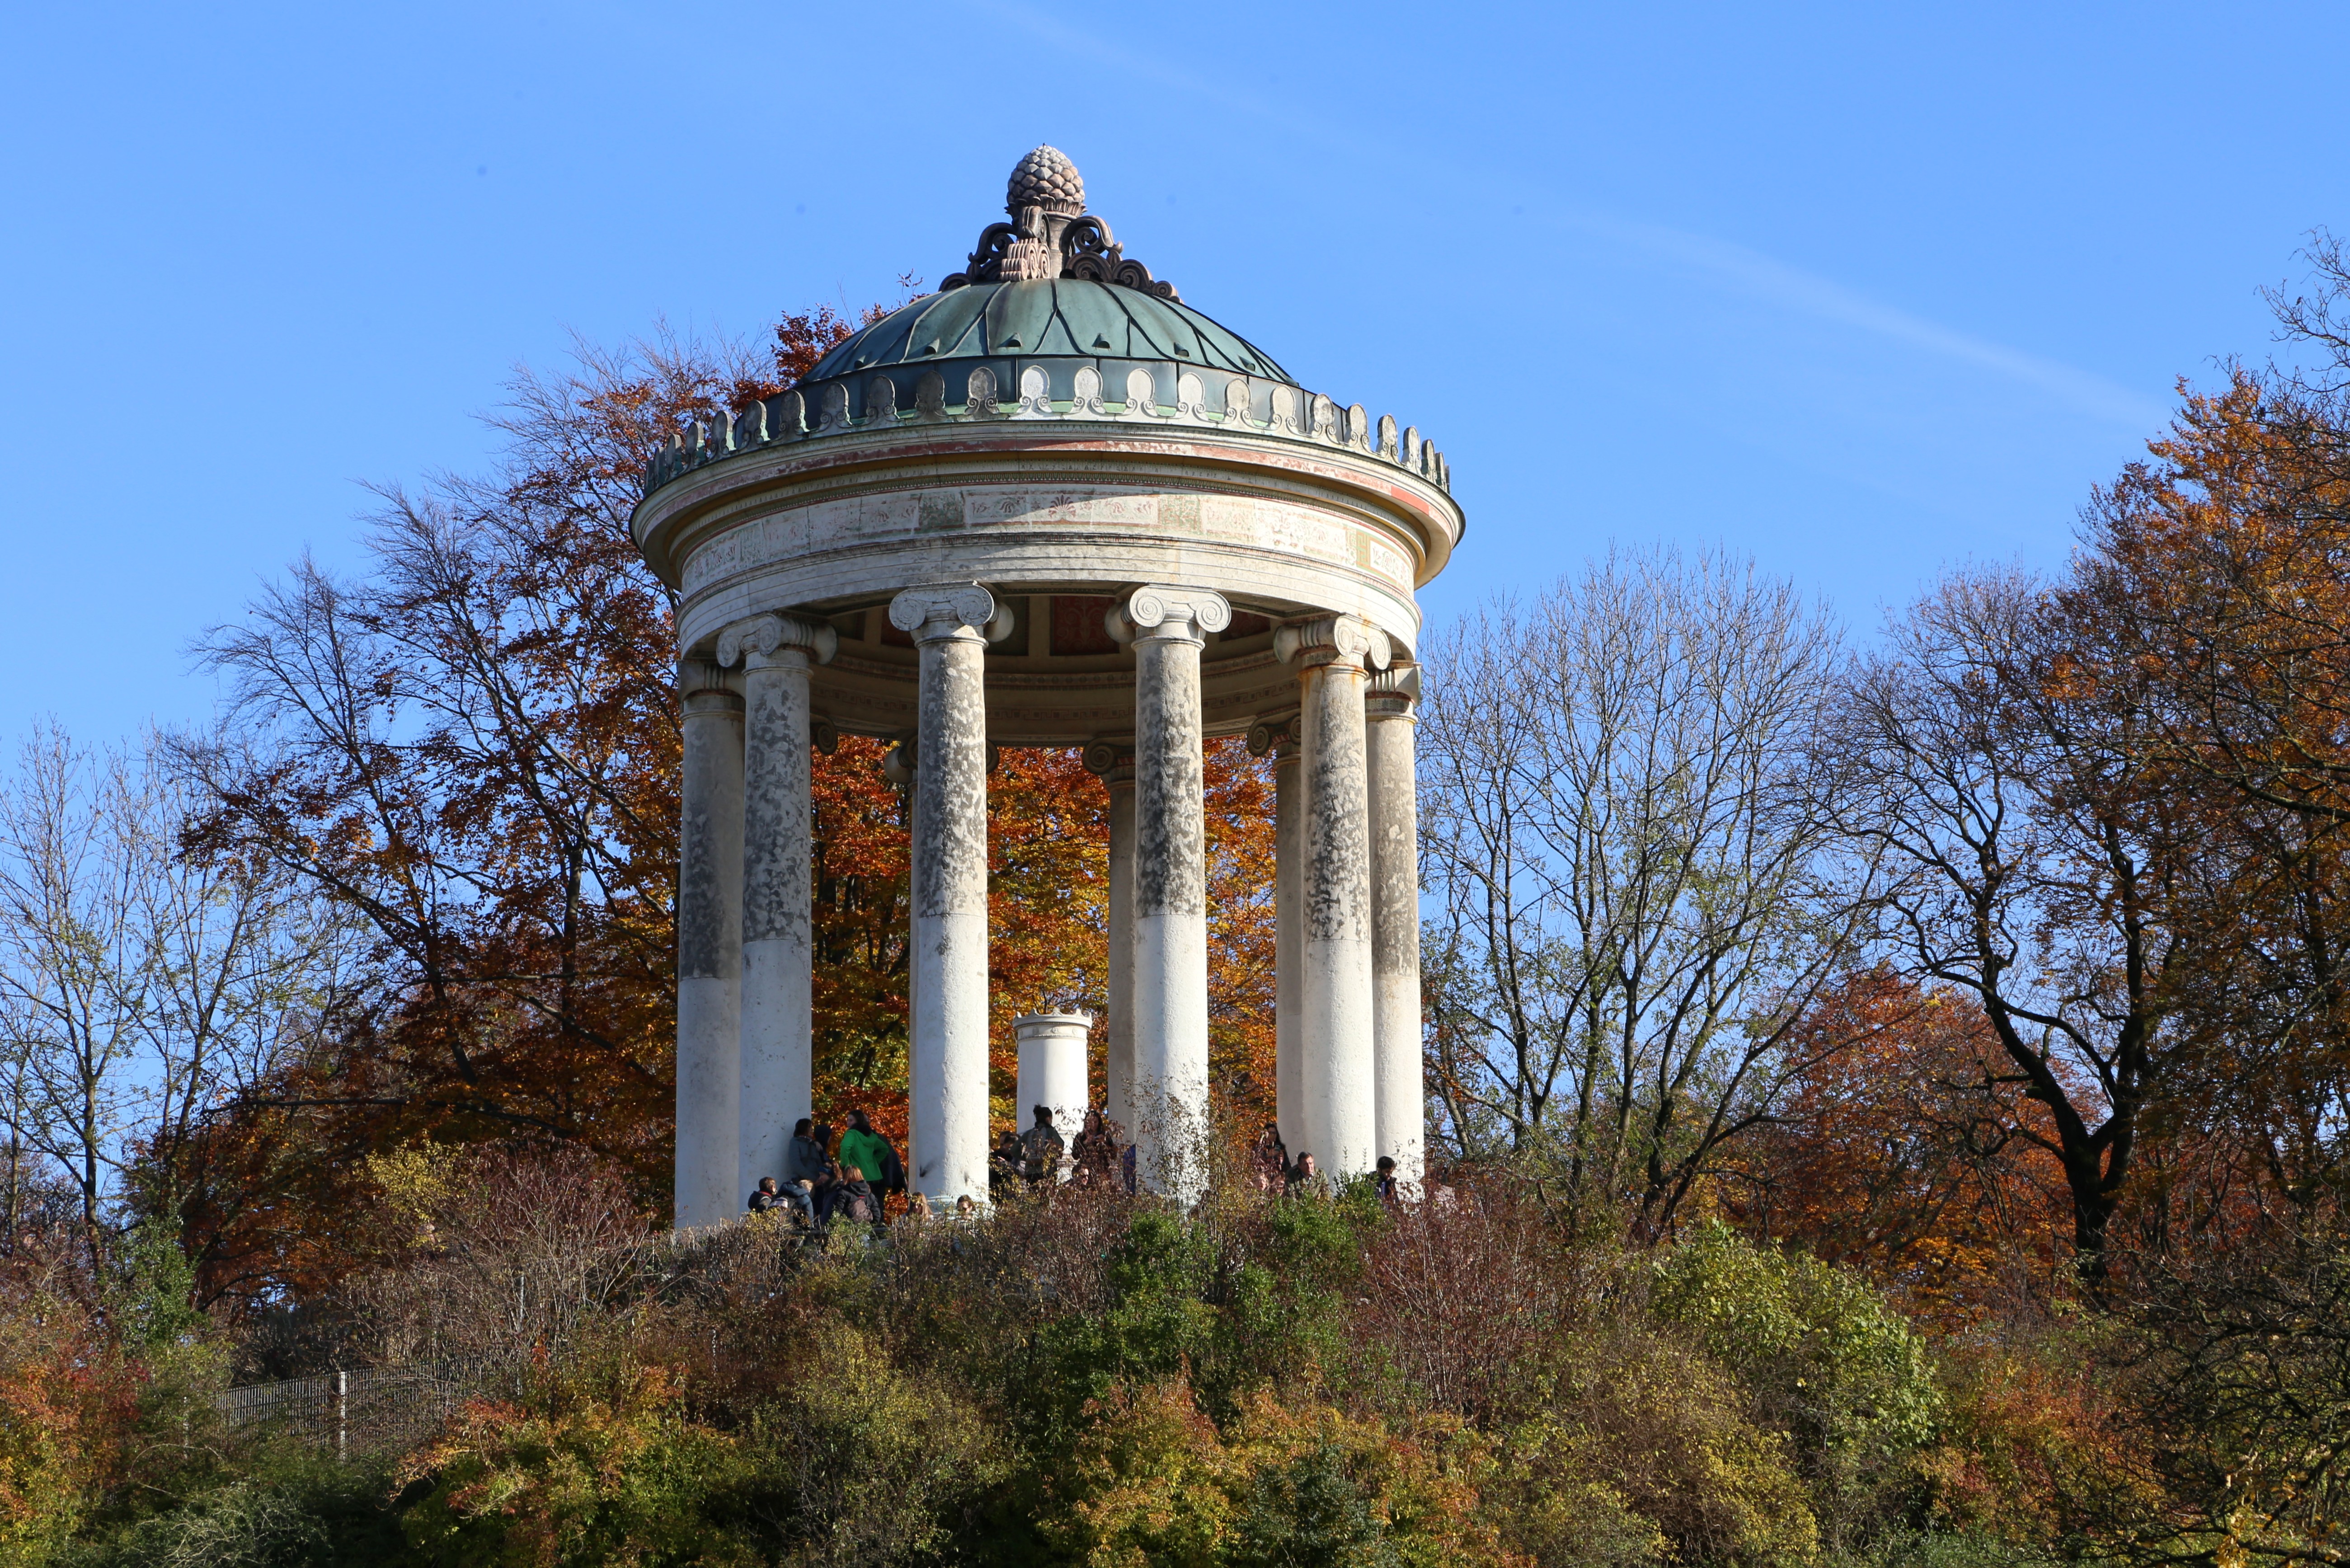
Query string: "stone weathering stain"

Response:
xmin=636 ymin=150 xmax=1462 ymax=1223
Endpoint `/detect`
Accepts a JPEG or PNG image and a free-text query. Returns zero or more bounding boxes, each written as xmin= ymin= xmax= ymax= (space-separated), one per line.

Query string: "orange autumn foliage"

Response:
xmin=1728 ymin=969 xmax=2074 ymax=1322
xmin=806 ymin=735 xmax=1276 ymax=1147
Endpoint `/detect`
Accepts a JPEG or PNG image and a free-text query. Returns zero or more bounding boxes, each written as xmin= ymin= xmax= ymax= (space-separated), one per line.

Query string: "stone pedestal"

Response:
xmin=1013 ymin=1011 xmax=1094 ymax=1160
xmin=676 ymin=667 xmax=744 ymax=1228
xmin=892 ymin=585 xmax=997 ymax=1207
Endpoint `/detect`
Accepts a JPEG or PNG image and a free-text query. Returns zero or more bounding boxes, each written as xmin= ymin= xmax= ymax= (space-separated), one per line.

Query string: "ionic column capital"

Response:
xmin=1109 ymin=584 xmax=1231 ymax=648
xmin=1366 ymin=661 xmax=1421 ymax=721
xmin=888 ymin=583 xmax=1006 ymax=645
xmin=1246 ymin=711 xmax=1302 ymax=757
xmin=677 ymin=659 xmax=742 ymax=704
xmin=1274 ymin=615 xmax=1392 ymax=674
xmin=715 ymin=611 xmax=838 ymax=671
xmin=1083 ymin=738 xmax=1137 ymax=789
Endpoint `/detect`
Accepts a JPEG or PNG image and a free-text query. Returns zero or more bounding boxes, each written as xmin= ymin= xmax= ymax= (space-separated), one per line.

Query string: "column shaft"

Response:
xmin=1090 ymin=748 xmax=1138 ymax=1144
xmin=1281 ymin=616 xmax=1385 ymax=1180
xmin=1125 ymin=585 xmax=1226 ymax=1196
xmin=1368 ymin=668 xmax=1424 ymax=1186
xmin=893 ymin=586 xmax=996 ymax=1207
xmin=1273 ymin=728 xmax=1302 ymax=1153
xmin=675 ymin=675 xmax=744 ymax=1229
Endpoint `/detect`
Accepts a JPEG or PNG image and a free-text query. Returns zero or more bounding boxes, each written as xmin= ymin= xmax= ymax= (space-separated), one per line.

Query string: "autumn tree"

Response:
xmin=2054 ymin=254 xmax=2350 ymax=1231
xmin=167 ymin=299 xmax=1277 ymax=1305
xmin=1417 ymin=549 xmax=1874 ymax=1236
xmin=1726 ymin=967 xmax=2073 ymax=1321
xmin=1837 ymin=243 xmax=2350 ymax=1277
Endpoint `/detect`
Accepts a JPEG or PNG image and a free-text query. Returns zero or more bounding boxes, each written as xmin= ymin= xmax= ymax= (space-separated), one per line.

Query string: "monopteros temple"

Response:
xmin=633 ymin=148 xmax=1464 ymax=1225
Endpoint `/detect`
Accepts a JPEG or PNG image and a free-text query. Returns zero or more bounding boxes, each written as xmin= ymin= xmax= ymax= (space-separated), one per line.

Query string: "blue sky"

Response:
xmin=1 ymin=3 xmax=2342 ymax=747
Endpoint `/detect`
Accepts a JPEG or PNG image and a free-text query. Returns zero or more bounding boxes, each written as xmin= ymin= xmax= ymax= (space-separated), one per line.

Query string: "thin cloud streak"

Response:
xmin=989 ymin=2 xmax=2167 ymax=432
xmin=1558 ymin=209 xmax=2169 ymax=427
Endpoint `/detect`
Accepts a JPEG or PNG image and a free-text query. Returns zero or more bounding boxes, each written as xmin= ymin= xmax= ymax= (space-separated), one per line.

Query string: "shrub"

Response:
xmin=1523 ymin=1324 xmax=1821 ymax=1567
xmin=71 ymin=1460 xmax=409 ymax=1568
xmin=1653 ymin=1221 xmax=1942 ymax=1537
xmin=1050 ymin=1378 xmax=1509 ymax=1568
xmin=0 ymin=1283 xmax=139 ymax=1562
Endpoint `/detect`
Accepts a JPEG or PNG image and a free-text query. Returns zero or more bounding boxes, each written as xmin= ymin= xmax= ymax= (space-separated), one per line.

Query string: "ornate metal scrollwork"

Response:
xmin=941 ymin=221 xmax=1016 ymax=290
xmin=940 ymin=150 xmax=1179 ymax=300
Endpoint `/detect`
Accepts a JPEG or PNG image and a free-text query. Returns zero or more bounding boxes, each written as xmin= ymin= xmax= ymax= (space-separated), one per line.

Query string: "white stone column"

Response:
xmin=716 ymin=611 xmax=838 ymax=1200
xmin=1275 ymin=615 xmax=1389 ymax=1181
xmin=1014 ymin=1011 xmax=1094 ymax=1155
xmin=1367 ymin=662 xmax=1424 ymax=1188
xmin=675 ymin=661 xmax=744 ymax=1229
xmin=890 ymin=584 xmax=996 ymax=1208
xmin=1083 ymin=742 xmax=1137 ymax=1143
xmin=1118 ymin=584 xmax=1229 ymax=1197
xmin=1247 ymin=714 xmax=1303 ymax=1154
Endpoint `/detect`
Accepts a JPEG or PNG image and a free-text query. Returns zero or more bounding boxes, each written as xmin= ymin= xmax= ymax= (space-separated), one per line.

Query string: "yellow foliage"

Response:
xmin=1056 ymin=1378 xmax=1521 ymax=1568
xmin=362 ymin=1142 xmax=463 ymax=1251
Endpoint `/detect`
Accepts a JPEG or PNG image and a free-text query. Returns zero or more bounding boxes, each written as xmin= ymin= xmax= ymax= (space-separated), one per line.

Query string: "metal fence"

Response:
xmin=217 ymin=1357 xmax=517 ymax=1459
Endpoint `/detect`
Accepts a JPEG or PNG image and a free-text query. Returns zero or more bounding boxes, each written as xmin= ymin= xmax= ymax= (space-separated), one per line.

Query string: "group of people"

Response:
xmin=1250 ymin=1122 xmax=1405 ymax=1202
xmin=745 ymin=1109 xmax=941 ymax=1231
xmin=749 ymin=1108 xmax=1413 ymax=1228
xmin=990 ymin=1105 xmax=1126 ymax=1198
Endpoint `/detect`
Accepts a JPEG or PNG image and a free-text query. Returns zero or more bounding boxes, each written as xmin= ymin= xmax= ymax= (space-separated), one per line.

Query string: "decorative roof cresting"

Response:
xmin=942 ymin=147 xmax=1178 ymax=300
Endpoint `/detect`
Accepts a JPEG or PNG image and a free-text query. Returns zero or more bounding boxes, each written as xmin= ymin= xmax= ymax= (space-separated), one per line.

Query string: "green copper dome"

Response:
xmin=803 ymin=279 xmax=1292 ymax=386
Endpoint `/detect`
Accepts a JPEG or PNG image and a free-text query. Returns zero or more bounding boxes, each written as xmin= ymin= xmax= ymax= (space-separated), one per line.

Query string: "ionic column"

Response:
xmin=1247 ymin=714 xmax=1303 ymax=1154
xmin=1119 ymin=584 xmax=1229 ymax=1197
xmin=1083 ymin=742 xmax=1138 ymax=1143
xmin=1367 ymin=662 xmax=1424 ymax=1188
xmin=717 ymin=611 xmax=838 ymax=1202
xmin=1275 ymin=615 xmax=1389 ymax=1180
xmin=676 ymin=660 xmax=744 ymax=1229
xmin=890 ymin=584 xmax=997 ymax=1208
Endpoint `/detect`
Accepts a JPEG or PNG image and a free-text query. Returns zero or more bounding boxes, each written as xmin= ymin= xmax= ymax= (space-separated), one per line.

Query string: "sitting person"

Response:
xmin=828 ymin=1163 xmax=882 ymax=1227
xmin=747 ymin=1176 xmax=790 ymax=1216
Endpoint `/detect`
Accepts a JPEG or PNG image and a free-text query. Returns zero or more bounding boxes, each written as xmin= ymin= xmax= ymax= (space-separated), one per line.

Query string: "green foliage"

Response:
xmin=101 ymin=1225 xmax=205 ymax=1359
xmin=1 ymin=1193 xmax=2078 ymax=1567
xmin=1513 ymin=1327 xmax=1821 ymax=1566
xmin=1653 ymin=1221 xmax=1943 ymax=1538
xmin=70 ymin=1462 xmax=408 ymax=1568
xmin=1049 ymin=1380 xmax=1506 ymax=1568
xmin=1029 ymin=1207 xmax=1220 ymax=1437
xmin=1817 ymin=1529 xmax=2063 ymax=1567
xmin=742 ymin=1320 xmax=1011 ymax=1566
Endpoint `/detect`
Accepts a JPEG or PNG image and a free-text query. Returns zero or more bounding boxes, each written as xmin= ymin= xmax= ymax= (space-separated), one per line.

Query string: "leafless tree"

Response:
xmin=0 ymin=723 xmax=363 ymax=1243
xmin=1417 ymin=550 xmax=1870 ymax=1234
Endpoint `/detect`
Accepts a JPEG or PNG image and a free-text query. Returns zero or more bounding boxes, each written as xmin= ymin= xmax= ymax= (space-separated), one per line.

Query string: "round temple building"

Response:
xmin=634 ymin=148 xmax=1465 ymax=1225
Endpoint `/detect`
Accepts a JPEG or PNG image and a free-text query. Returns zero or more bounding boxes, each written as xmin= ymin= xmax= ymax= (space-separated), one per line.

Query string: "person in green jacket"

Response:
xmin=837 ymin=1110 xmax=897 ymax=1205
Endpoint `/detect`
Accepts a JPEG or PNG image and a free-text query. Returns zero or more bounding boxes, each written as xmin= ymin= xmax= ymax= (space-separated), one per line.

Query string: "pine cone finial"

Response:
xmin=1006 ymin=146 xmax=1085 ymax=217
